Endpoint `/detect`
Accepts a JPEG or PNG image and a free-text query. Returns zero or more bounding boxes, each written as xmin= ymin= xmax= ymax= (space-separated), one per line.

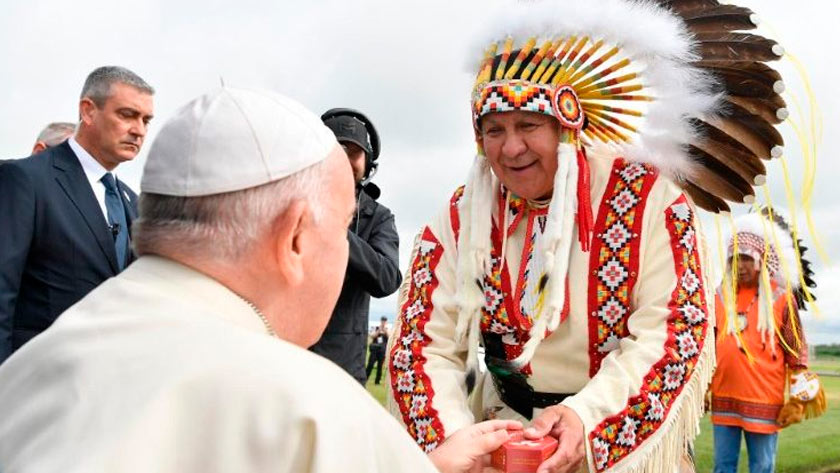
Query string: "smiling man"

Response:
xmin=0 ymin=66 xmax=153 ymax=363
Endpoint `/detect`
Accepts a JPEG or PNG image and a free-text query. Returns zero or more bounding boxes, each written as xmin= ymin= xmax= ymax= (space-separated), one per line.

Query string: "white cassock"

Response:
xmin=0 ymin=256 xmax=437 ymax=473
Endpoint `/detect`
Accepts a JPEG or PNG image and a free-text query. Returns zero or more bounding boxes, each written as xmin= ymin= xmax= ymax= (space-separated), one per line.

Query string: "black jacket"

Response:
xmin=310 ymin=187 xmax=401 ymax=383
xmin=0 ymin=142 xmax=138 ymax=363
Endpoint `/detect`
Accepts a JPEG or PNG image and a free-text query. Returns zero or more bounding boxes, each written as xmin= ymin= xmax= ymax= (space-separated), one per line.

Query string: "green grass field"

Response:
xmin=367 ymin=358 xmax=840 ymax=472
xmin=365 ymin=373 xmax=388 ymax=405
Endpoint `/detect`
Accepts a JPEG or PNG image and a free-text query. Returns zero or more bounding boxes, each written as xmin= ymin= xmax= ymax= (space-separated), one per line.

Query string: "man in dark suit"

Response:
xmin=0 ymin=66 xmax=154 ymax=363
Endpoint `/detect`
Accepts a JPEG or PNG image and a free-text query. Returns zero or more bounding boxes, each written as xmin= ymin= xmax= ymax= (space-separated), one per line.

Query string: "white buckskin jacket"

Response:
xmin=386 ymin=148 xmax=715 ymax=473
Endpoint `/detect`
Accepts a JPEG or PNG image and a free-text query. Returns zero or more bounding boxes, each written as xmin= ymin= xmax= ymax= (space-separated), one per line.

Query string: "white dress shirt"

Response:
xmin=67 ymin=137 xmax=118 ymax=222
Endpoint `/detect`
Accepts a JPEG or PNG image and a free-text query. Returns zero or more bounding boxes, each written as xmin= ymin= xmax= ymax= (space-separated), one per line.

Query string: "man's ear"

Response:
xmin=31 ymin=142 xmax=47 ymax=154
xmin=273 ymin=199 xmax=309 ymax=287
xmin=79 ymin=98 xmax=97 ymax=126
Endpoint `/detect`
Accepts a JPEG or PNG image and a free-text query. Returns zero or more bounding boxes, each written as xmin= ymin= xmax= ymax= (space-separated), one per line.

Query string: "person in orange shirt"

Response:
xmin=710 ymin=210 xmax=824 ymax=473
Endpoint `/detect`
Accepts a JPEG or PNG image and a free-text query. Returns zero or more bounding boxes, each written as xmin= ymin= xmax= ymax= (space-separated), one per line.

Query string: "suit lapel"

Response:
xmin=52 ymin=142 xmax=119 ymax=274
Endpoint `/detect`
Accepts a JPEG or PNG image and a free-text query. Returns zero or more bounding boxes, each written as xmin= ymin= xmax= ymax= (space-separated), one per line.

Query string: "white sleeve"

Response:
xmin=386 ymin=189 xmax=475 ymax=452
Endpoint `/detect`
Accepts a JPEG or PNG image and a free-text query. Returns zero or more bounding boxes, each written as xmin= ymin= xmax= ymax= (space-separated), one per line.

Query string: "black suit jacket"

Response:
xmin=0 ymin=141 xmax=138 ymax=362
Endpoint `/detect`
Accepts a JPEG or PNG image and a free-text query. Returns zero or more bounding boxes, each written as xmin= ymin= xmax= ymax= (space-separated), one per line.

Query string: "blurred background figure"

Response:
xmin=711 ymin=209 xmax=825 ymax=473
xmin=366 ymin=316 xmax=390 ymax=385
xmin=31 ymin=122 xmax=75 ymax=154
xmin=310 ymin=108 xmax=401 ymax=385
xmin=0 ymin=122 xmax=74 ymax=165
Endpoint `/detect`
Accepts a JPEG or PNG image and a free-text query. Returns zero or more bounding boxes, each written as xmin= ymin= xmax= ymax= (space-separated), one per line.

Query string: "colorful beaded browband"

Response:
xmin=476 ymin=80 xmax=584 ymax=131
xmin=471 ymin=35 xmax=650 ymax=144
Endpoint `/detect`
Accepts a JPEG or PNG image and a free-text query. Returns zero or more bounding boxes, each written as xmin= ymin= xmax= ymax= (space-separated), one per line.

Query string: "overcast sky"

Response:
xmin=2 ymin=0 xmax=838 ymax=343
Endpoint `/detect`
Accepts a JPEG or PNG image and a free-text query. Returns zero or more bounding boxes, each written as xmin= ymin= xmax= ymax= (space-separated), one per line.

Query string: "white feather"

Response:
xmin=454 ymin=155 xmax=494 ymax=345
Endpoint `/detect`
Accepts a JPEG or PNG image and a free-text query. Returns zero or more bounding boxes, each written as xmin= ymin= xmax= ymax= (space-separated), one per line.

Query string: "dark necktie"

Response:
xmin=101 ymin=172 xmax=129 ymax=270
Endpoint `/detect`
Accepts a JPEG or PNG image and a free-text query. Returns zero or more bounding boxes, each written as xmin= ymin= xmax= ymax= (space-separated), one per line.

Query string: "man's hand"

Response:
xmin=428 ymin=420 xmax=522 ymax=473
xmin=524 ymin=405 xmax=585 ymax=473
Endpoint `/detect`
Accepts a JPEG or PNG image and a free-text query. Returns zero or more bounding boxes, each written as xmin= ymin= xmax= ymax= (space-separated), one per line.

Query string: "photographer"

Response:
xmin=310 ymin=109 xmax=401 ymax=384
xmin=366 ymin=316 xmax=390 ymax=385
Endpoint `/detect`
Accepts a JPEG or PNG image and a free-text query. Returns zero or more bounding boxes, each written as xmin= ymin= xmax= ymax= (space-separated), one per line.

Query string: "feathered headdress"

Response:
xmin=469 ymin=0 xmax=789 ymax=209
xmin=468 ymin=0 xmax=719 ymax=177
xmin=720 ymin=208 xmax=815 ymax=359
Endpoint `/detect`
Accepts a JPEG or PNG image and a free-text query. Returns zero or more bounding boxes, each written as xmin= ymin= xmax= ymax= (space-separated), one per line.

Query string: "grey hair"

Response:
xmin=35 ymin=122 xmax=76 ymax=147
xmin=133 ymin=160 xmax=328 ymax=261
xmin=80 ymin=66 xmax=154 ymax=107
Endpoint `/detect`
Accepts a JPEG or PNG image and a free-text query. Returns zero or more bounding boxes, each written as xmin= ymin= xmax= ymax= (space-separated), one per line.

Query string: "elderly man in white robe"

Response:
xmin=0 ymin=88 xmax=519 ymax=473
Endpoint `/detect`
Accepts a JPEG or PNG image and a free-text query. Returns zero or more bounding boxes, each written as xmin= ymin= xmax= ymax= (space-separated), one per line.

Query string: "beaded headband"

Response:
xmin=729 ymin=231 xmax=781 ymax=276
